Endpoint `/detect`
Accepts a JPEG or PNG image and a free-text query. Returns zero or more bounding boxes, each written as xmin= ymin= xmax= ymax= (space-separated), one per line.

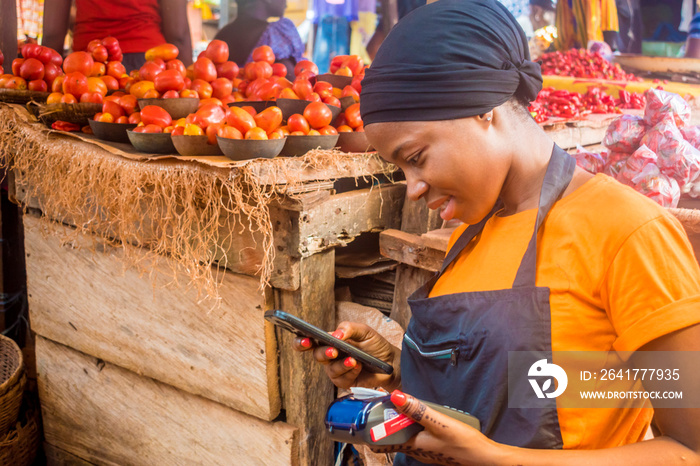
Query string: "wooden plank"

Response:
xmin=278 ymin=250 xmax=336 ymax=466
xmin=44 ymin=443 xmax=96 ymax=466
xmin=400 ymin=195 xmax=443 ymax=235
xmin=421 ymin=227 xmax=455 ymax=252
xmin=379 ymin=229 xmax=444 ymax=272
xmin=390 ymin=264 xmax=435 ymax=331
xmin=24 ymin=213 xmax=280 ymax=421
xmin=297 ymin=183 xmax=405 ymax=256
xmin=37 ymin=337 xmax=298 ymax=466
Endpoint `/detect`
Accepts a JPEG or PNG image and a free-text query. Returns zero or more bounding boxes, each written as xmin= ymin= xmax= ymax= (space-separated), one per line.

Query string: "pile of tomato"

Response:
xmin=539 ymin=49 xmax=640 ymax=81
xmin=528 ymin=87 xmax=646 ymax=123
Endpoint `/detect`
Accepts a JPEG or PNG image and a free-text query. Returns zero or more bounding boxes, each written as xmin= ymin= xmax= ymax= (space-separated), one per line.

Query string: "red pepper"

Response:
xmin=51 ymin=120 xmax=81 ymax=132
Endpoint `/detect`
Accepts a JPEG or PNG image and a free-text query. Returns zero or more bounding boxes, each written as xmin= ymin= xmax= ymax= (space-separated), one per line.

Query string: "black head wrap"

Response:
xmin=360 ymin=0 xmax=542 ymax=125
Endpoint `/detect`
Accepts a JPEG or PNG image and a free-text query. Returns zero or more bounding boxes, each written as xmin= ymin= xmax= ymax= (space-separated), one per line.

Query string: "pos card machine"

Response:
xmin=325 ymin=388 xmax=480 ymax=446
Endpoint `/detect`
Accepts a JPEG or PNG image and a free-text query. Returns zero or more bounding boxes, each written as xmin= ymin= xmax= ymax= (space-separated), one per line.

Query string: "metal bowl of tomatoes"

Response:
xmin=171 ymin=134 xmax=223 ymax=156
xmin=127 ymin=130 xmax=176 ymax=154
xmin=216 ymin=136 xmax=286 ymax=161
xmin=137 ymin=97 xmax=199 ymax=119
xmin=280 ymin=134 xmax=339 ymax=157
xmin=88 ymin=119 xmax=137 ymax=143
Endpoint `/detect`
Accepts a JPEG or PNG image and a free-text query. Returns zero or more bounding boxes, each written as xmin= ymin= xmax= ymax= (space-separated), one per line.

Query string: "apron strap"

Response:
xmin=512 ymin=145 xmax=577 ymax=288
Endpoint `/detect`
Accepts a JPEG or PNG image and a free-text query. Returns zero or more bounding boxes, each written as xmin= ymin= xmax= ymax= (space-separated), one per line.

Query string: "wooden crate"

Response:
xmin=36 ymin=337 xmax=298 ymax=466
xmin=24 ymin=213 xmax=280 ymax=421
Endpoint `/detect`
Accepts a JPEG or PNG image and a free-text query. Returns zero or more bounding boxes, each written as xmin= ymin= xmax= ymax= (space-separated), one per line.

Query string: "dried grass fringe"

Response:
xmin=0 ymin=108 xmax=395 ymax=304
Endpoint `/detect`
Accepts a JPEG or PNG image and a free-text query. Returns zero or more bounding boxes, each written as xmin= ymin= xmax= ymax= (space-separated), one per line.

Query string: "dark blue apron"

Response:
xmin=395 ymin=145 xmax=575 ymax=465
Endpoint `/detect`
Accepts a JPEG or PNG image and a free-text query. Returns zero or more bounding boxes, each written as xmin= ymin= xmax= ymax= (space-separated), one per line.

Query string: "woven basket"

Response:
xmin=0 ymin=335 xmax=25 ymax=439
xmin=26 ymin=101 xmax=101 ymax=126
xmin=0 ymin=397 xmax=41 ymax=466
xmin=0 ymin=89 xmax=49 ymax=105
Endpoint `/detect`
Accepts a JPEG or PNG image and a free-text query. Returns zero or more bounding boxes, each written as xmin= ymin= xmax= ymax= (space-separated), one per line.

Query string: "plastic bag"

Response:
xmin=572 ymin=145 xmax=606 ymax=174
xmin=640 ymin=119 xmax=700 ymax=188
xmin=681 ymin=125 xmax=700 ymax=150
xmin=631 ymin=163 xmax=681 ymax=208
xmin=603 ymin=151 xmax=628 ymax=179
xmin=643 ymin=88 xmax=691 ymax=128
xmin=603 ymin=114 xmax=647 ymax=153
xmin=616 ymin=144 xmax=658 ymax=185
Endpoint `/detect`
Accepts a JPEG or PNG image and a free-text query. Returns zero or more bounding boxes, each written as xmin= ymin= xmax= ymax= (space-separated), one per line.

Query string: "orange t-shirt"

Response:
xmin=429 ymin=174 xmax=700 ymax=449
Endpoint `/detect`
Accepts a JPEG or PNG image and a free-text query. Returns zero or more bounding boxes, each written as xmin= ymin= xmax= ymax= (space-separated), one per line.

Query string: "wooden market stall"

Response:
xmin=0 ymin=102 xmax=406 ymax=465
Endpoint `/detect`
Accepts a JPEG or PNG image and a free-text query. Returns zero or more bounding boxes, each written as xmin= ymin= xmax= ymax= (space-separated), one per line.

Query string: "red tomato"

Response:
xmin=154 ymin=69 xmax=185 ymax=92
xmin=12 ymin=58 xmax=25 ymax=76
xmin=211 ymin=77 xmax=233 ymax=99
xmin=292 ymin=79 xmax=313 ymax=99
xmin=227 ymin=106 xmax=256 ymax=135
xmin=341 ymin=85 xmax=360 ymax=101
xmin=193 ymin=103 xmax=226 ymax=129
xmin=218 ymin=125 xmax=243 ymax=140
xmin=140 ymin=105 xmax=172 ymax=127
xmin=36 ymin=46 xmax=53 ymax=65
xmin=162 ymin=90 xmax=180 ymax=99
xmin=51 ymin=75 xmax=65 ymax=93
xmin=139 ymin=61 xmax=162 ymax=82
xmin=62 ymin=72 xmax=89 ymax=98
xmin=48 ymin=49 xmax=63 ymax=67
xmin=257 ymin=82 xmax=279 ymax=101
xmin=287 ymin=114 xmax=310 ymax=134
xmin=250 ymin=61 xmax=273 ymax=80
xmin=307 ymin=92 xmax=322 ymax=103
xmin=43 ymin=62 xmax=61 ymax=86
xmin=193 ymin=57 xmax=217 ymax=82
xmin=204 ymin=122 xmax=224 ymax=144
xmin=344 ymin=103 xmax=362 ymax=129
xmin=60 ymin=93 xmax=77 ymax=103
xmin=99 ymin=75 xmax=119 ymax=90
xmin=294 ymin=60 xmax=319 ymax=77
xmin=28 ymin=79 xmax=47 ymax=92
xmin=102 ymin=100 xmax=125 ymax=118
xmin=251 ymin=45 xmax=275 ymax=65
xmin=102 ymin=37 xmax=121 ymax=55
xmin=180 ymin=89 xmax=199 ymax=98
xmin=80 ymin=92 xmax=103 ymax=103
xmin=253 ymin=106 xmax=283 ymax=133
xmin=91 ymin=62 xmax=106 ymax=77
xmin=92 ymin=45 xmax=109 ymax=63
xmin=118 ymin=94 xmax=138 ymax=114
xmin=313 ymin=81 xmax=333 ymax=98
xmin=171 ymin=125 xmax=185 ymax=136
xmin=245 ymin=127 xmax=268 ymax=140
xmin=94 ymin=112 xmax=113 ymax=122
xmin=337 ymin=125 xmax=353 ymax=132
xmin=215 ymin=61 xmax=239 ymax=80
xmin=63 ymin=52 xmax=94 ymax=76
xmin=152 ymin=58 xmax=167 ymax=71
xmin=205 ymin=40 xmax=229 ymax=64
xmin=19 ymin=58 xmax=44 ymax=81
xmin=107 ymin=61 xmax=126 ymax=79
xmin=303 ymin=102 xmax=333 ymax=129
xmin=115 ymin=116 xmax=129 ymax=124
xmin=272 ymin=63 xmax=287 ymax=78
xmin=190 ymin=79 xmax=213 ymax=99
xmin=323 ymin=96 xmax=341 ymax=108
xmin=128 ymin=112 xmax=142 ymax=124
xmin=87 ymin=40 xmax=103 ymax=53
xmin=133 ymin=124 xmax=163 ymax=133
xmin=318 ymin=125 xmax=338 ymax=135
xmin=166 ymin=59 xmax=187 ymax=78
xmin=21 ymin=43 xmax=42 ymax=60
xmin=145 ymin=44 xmax=179 ymax=62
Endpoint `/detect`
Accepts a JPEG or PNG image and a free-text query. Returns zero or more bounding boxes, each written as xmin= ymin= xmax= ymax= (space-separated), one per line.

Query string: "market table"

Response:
xmin=0 ymin=102 xmax=406 ymax=465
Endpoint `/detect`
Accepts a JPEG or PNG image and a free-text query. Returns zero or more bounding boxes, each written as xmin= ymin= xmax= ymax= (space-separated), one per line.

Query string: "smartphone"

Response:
xmin=264 ymin=310 xmax=394 ymax=375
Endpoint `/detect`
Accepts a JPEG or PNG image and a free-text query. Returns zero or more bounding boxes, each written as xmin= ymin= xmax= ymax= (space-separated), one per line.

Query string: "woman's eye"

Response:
xmin=406 ymin=151 xmax=422 ymax=166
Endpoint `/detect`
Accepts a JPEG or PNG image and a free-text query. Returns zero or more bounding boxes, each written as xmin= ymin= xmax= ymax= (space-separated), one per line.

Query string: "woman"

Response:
xmin=295 ymin=1 xmax=700 ymax=464
xmin=215 ymin=0 xmax=303 ymax=80
xmin=42 ymin=0 xmax=192 ymax=72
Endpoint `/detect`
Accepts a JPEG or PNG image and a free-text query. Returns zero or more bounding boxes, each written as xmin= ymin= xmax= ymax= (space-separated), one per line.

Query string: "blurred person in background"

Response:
xmin=215 ymin=0 xmax=303 ymax=79
xmin=42 ymin=0 xmax=192 ymax=72
xmin=554 ymin=0 xmax=620 ymax=50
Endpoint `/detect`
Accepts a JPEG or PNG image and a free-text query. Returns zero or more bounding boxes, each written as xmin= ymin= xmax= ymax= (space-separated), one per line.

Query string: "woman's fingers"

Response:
xmin=292 ymin=336 xmax=313 ymax=352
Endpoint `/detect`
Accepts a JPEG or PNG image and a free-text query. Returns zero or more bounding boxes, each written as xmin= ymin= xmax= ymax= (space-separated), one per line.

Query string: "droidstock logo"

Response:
xmin=528 ymin=359 xmax=568 ymax=399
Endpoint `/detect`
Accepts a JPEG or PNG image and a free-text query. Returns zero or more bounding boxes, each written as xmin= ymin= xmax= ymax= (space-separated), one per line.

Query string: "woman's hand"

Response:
xmin=292 ymin=321 xmax=401 ymax=391
xmin=370 ymin=390 xmax=501 ymax=466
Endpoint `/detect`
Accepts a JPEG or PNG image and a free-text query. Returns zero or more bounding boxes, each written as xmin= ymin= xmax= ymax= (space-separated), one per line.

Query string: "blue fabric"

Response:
xmin=248 ymin=18 xmax=304 ymax=63
xmin=312 ymin=16 xmax=351 ymax=73
xmin=690 ymin=12 xmax=700 ymax=38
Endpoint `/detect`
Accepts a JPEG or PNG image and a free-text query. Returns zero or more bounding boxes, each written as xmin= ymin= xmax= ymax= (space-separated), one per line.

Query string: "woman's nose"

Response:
xmin=406 ymin=178 xmax=429 ymax=202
